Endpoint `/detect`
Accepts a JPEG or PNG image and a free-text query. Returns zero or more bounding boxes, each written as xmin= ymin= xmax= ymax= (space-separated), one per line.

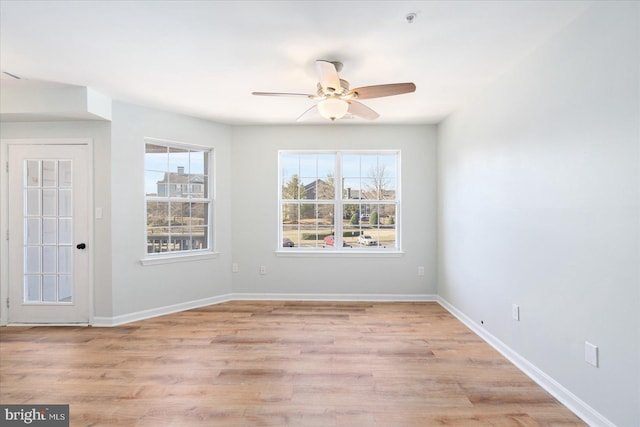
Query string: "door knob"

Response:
xmin=76 ymin=243 xmax=86 ymax=249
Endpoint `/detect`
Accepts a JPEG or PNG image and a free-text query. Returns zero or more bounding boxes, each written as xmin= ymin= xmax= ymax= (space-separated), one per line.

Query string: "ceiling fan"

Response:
xmin=252 ymin=60 xmax=416 ymax=121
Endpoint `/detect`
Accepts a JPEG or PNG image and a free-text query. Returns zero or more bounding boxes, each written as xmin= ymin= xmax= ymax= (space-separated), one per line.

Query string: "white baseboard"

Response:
xmin=230 ymin=292 xmax=438 ymax=302
xmin=92 ymin=294 xmax=233 ymax=327
xmin=436 ymin=296 xmax=616 ymax=427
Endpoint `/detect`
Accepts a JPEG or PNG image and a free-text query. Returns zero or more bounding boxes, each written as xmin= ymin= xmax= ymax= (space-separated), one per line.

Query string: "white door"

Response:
xmin=8 ymin=144 xmax=90 ymax=324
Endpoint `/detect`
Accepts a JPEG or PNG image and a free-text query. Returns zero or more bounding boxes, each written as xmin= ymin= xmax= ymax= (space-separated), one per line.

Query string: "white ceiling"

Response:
xmin=0 ymin=1 xmax=591 ymax=125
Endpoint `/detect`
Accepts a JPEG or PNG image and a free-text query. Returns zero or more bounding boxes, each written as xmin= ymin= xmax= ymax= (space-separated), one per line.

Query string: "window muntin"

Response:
xmin=145 ymin=142 xmax=212 ymax=255
xmin=279 ymin=151 xmax=399 ymax=252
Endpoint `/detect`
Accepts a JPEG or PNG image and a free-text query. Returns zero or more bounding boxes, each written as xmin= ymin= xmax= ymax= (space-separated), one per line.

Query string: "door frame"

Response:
xmin=1 ymin=138 xmax=94 ymax=325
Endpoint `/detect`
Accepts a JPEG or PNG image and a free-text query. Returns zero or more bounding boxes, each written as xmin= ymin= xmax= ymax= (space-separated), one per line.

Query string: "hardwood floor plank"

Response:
xmin=1 ymin=301 xmax=586 ymax=426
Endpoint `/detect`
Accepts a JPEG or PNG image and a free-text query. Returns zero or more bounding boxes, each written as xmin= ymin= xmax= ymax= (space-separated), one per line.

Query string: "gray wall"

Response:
xmin=109 ymin=102 xmax=233 ymax=316
xmin=437 ymin=3 xmax=639 ymax=425
xmin=230 ymin=125 xmax=437 ymax=297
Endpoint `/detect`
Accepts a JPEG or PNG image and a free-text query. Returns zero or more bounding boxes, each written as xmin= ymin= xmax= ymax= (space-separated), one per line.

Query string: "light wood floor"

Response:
xmin=1 ymin=301 xmax=585 ymax=426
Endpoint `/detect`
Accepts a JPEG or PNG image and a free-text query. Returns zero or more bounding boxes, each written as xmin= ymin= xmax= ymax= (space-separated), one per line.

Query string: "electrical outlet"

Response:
xmin=512 ymin=304 xmax=520 ymax=321
xmin=260 ymin=265 xmax=267 ymax=275
xmin=585 ymin=342 xmax=598 ymax=367
xmin=417 ymin=266 xmax=425 ymax=276
xmin=232 ymin=263 xmax=239 ymax=273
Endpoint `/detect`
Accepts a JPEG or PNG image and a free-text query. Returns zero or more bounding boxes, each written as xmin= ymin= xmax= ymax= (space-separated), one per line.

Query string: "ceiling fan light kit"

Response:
xmin=318 ymin=98 xmax=349 ymax=121
xmin=252 ymin=60 xmax=416 ymax=122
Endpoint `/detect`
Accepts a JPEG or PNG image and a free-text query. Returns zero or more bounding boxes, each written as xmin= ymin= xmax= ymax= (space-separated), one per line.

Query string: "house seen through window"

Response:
xmin=279 ymin=151 xmax=400 ymax=251
xmin=145 ymin=141 xmax=212 ymax=255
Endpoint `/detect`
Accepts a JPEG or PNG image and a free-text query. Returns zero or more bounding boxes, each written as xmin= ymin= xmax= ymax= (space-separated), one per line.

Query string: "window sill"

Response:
xmin=140 ymin=251 xmax=219 ymax=266
xmin=275 ymin=250 xmax=404 ymax=258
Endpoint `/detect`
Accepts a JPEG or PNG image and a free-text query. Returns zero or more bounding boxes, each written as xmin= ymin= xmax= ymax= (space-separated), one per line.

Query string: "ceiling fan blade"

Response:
xmin=252 ymin=92 xmax=315 ymax=98
xmin=296 ymin=104 xmax=320 ymax=122
xmin=316 ymin=60 xmax=341 ymax=93
xmin=347 ymin=100 xmax=380 ymax=120
xmin=348 ymin=82 xmax=416 ymax=100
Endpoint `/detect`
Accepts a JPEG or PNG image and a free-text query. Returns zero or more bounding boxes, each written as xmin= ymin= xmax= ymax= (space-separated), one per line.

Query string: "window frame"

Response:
xmin=142 ymin=138 xmax=215 ymax=264
xmin=277 ymin=149 xmax=401 ymax=255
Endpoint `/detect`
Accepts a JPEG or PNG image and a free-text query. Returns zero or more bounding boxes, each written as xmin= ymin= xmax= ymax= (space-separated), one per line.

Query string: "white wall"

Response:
xmin=437 ymin=2 xmax=639 ymax=426
xmin=230 ymin=125 xmax=437 ymax=298
xmin=110 ymin=102 xmax=233 ymax=316
xmin=0 ymin=121 xmax=113 ymax=317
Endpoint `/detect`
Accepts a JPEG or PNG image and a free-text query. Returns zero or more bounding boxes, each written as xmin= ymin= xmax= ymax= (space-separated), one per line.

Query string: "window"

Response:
xmin=279 ymin=151 xmax=400 ymax=252
xmin=145 ymin=140 xmax=212 ymax=255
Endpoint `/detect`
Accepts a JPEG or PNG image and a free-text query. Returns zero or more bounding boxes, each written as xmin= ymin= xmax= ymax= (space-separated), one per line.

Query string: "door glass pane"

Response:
xmin=42 ymin=276 xmax=57 ymax=302
xmin=26 ymin=189 xmax=40 ymax=215
xmin=58 ymin=161 xmax=72 ymax=187
xmin=58 ymin=276 xmax=72 ymax=302
xmin=42 ymin=246 xmax=57 ymax=273
xmin=58 ymin=219 xmax=72 ymax=244
xmin=59 ymin=189 xmax=72 ymax=216
xmin=42 ymin=218 xmax=57 ymax=244
xmin=25 ymin=246 xmax=40 ymax=273
xmin=26 ymin=160 xmax=40 ymax=187
xmin=42 ymin=160 xmax=57 ymax=186
xmin=22 ymin=158 xmax=74 ymax=304
xmin=42 ymin=189 xmax=57 ymax=216
xmin=26 ymin=218 xmax=41 ymax=244
xmin=58 ymin=247 xmax=72 ymax=273
xmin=25 ymin=276 xmax=40 ymax=302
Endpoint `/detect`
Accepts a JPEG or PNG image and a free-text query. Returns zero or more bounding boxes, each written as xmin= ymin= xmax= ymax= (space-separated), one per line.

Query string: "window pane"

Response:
xmin=145 ymin=171 xmax=165 ymax=196
xmin=379 ymin=154 xmax=397 ymax=178
xmin=170 ymin=202 xmax=190 ymax=226
xmin=147 ymin=227 xmax=169 ymax=253
xmin=282 ymin=203 xmax=299 ymax=225
xmin=342 ymin=178 xmax=360 ymax=200
xmin=147 ymin=201 xmax=168 ymax=227
xmin=317 ymin=154 xmax=335 ymax=177
xmin=191 ymin=202 xmax=208 ymax=226
xmin=300 ymin=226 xmax=322 ymax=248
xmin=191 ymin=226 xmax=207 ymax=250
xmin=299 ymin=156 xmax=317 ymax=178
xmin=381 ymin=179 xmax=397 ymax=200
xmin=282 ymin=176 xmax=304 ymax=200
xmin=342 ymin=155 xmax=360 ymax=178
xmin=170 ymin=227 xmax=189 ymax=251
xmin=190 ymin=151 xmax=206 ymax=175
xmin=168 ymin=147 xmax=189 ymax=175
xmin=145 ymin=144 xmax=168 ymax=171
xmin=282 ymin=226 xmax=297 ymax=247
xmin=316 ymin=178 xmax=335 ymax=200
